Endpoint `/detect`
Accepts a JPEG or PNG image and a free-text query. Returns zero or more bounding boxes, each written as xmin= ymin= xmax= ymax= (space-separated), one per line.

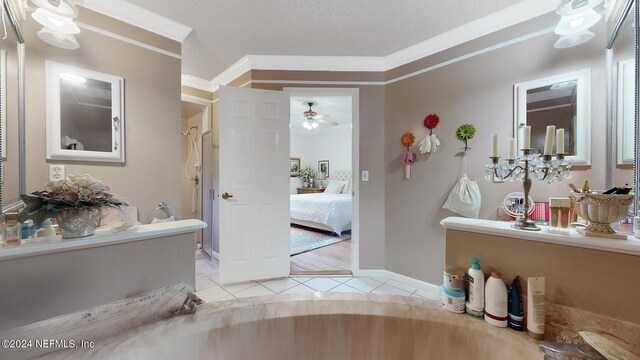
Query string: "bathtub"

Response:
xmin=37 ymin=292 xmax=542 ymax=360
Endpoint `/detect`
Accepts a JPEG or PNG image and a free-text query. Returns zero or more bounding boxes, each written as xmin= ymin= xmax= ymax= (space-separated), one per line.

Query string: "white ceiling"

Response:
xmin=290 ymin=94 xmax=352 ymax=133
xmin=126 ymin=0 xmax=519 ymax=80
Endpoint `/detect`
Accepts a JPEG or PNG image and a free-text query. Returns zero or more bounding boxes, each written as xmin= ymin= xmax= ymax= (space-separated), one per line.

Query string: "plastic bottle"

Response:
xmin=37 ymin=219 xmax=56 ymax=238
xmin=484 ymin=271 xmax=508 ymax=327
xmin=21 ymin=219 xmax=35 ymax=241
xmin=527 ymin=277 xmax=546 ymax=340
xmin=466 ymin=258 xmax=484 ymax=318
xmin=508 ymin=276 xmax=524 ymax=331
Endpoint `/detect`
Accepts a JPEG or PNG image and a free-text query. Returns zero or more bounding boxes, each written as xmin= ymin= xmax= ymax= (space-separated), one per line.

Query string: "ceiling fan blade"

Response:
xmin=317 ymin=119 xmax=338 ymax=126
xmin=313 ymin=114 xmax=329 ymax=120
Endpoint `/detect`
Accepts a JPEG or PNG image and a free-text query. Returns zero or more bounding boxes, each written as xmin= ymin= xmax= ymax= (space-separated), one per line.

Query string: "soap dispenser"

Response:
xmin=466 ymin=258 xmax=484 ymax=318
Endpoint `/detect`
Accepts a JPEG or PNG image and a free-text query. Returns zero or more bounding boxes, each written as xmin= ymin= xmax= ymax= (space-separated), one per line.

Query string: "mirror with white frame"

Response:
xmin=45 ymin=61 xmax=125 ymax=162
xmin=514 ymin=69 xmax=591 ymax=164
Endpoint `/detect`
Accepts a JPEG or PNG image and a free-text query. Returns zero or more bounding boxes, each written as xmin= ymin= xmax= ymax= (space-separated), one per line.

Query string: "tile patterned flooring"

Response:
xmin=194 ymin=256 xmax=440 ymax=303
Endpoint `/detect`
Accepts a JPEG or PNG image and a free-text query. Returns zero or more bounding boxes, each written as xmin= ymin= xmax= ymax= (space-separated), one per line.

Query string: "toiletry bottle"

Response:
xmin=21 ymin=219 xmax=35 ymax=241
xmin=549 ymin=198 xmax=561 ymax=228
xmin=37 ymin=219 xmax=56 ymax=238
xmin=466 ymin=258 xmax=484 ymax=318
xmin=559 ymin=199 xmax=570 ymax=229
xmin=5 ymin=222 xmax=21 ymax=246
xmin=508 ymin=276 xmax=523 ymax=331
xmin=527 ymin=277 xmax=546 ymax=340
xmin=484 ymin=272 xmax=508 ymax=327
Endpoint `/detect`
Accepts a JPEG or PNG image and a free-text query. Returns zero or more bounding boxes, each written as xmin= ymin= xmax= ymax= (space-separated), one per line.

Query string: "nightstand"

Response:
xmin=296 ymin=187 xmax=325 ymax=194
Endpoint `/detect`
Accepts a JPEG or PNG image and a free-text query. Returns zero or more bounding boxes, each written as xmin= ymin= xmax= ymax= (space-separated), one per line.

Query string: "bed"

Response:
xmin=290 ymin=171 xmax=352 ymax=234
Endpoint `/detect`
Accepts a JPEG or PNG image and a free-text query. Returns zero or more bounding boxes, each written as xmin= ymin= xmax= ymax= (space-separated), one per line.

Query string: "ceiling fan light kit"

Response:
xmin=553 ymin=0 xmax=602 ymax=48
xmin=300 ymin=101 xmax=338 ymax=130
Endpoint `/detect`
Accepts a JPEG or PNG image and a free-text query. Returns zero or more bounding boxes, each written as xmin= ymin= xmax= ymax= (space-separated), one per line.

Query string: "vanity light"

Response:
xmin=37 ymin=27 xmax=79 ymax=50
xmin=554 ymin=30 xmax=595 ymax=49
xmin=32 ymin=7 xmax=79 ymax=34
xmin=554 ymin=9 xmax=602 ymax=35
xmin=31 ymin=0 xmax=78 ymax=18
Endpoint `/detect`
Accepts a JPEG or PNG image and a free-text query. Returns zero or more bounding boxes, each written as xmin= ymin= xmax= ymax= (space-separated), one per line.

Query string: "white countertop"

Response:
xmin=440 ymin=217 xmax=640 ymax=257
xmin=0 ymin=219 xmax=206 ymax=261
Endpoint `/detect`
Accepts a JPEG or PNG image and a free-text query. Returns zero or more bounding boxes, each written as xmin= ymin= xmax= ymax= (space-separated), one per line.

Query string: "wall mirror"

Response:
xmin=45 ymin=61 xmax=125 ymax=162
xmin=514 ymin=69 xmax=592 ymax=164
xmin=0 ymin=0 xmax=26 ymax=211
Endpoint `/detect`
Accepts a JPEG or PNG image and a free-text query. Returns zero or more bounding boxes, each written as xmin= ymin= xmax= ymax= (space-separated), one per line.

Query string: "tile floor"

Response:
xmin=194 ymin=255 xmax=440 ymax=303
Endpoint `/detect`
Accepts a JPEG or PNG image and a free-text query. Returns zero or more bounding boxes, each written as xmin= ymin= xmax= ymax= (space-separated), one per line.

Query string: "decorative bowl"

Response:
xmin=569 ymin=192 xmax=634 ymax=239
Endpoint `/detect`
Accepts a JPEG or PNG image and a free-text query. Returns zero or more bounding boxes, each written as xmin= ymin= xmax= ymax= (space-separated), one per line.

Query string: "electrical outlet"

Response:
xmin=49 ymin=165 xmax=65 ymax=181
xmin=361 ymin=170 xmax=369 ymax=182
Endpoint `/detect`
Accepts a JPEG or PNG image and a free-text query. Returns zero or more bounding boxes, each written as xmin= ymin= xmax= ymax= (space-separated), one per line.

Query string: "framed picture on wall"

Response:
xmin=290 ymin=157 xmax=300 ymax=177
xmin=318 ymin=160 xmax=329 ymax=177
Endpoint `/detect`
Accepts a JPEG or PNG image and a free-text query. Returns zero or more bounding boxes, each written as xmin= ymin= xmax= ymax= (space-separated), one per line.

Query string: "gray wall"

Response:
xmin=384 ymin=14 xmax=614 ymax=284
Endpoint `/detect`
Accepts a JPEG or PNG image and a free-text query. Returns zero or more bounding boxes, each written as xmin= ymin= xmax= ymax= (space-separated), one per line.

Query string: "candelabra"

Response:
xmin=485 ymin=149 xmax=572 ymax=231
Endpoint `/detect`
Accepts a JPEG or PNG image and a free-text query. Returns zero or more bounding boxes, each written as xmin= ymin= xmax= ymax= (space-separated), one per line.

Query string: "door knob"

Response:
xmin=221 ymin=192 xmax=233 ymax=200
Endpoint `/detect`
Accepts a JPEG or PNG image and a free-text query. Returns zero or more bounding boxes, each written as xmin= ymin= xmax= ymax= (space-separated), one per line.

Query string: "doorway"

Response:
xmin=286 ymin=88 xmax=359 ymax=275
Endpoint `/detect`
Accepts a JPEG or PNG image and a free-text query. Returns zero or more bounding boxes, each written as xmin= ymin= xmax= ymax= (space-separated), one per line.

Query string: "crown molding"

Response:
xmin=184 ymin=0 xmax=559 ymax=92
xmin=78 ymin=0 xmax=192 ymax=43
xmin=384 ymin=0 xmax=559 ymax=69
xmin=248 ymin=55 xmax=385 ymax=72
xmin=182 ymin=74 xmax=213 ymax=93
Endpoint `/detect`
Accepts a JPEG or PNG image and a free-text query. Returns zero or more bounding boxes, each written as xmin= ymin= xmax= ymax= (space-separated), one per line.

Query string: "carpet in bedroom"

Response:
xmin=290 ymin=225 xmax=351 ymax=256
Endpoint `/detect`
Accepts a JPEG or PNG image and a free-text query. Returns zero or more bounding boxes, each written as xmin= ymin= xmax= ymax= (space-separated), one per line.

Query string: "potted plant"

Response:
xmin=299 ymin=166 xmax=316 ymax=188
xmin=18 ymin=174 xmax=128 ymax=238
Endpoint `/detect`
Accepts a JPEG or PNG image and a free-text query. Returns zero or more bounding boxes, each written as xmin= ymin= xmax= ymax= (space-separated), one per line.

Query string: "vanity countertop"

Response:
xmin=441 ymin=217 xmax=640 ymax=256
xmin=0 ymin=219 xmax=206 ymax=261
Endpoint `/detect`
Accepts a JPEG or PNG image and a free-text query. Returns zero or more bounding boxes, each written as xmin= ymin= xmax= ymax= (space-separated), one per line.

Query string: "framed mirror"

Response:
xmin=45 ymin=61 xmax=125 ymax=162
xmin=514 ymin=68 xmax=592 ymax=164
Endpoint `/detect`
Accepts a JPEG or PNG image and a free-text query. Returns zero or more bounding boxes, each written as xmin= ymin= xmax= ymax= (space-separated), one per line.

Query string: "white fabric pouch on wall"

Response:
xmin=443 ymin=174 xmax=481 ymax=218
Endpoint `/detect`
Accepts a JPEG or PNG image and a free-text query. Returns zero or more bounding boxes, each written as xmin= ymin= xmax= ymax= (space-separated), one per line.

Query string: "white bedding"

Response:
xmin=290 ymin=193 xmax=352 ymax=234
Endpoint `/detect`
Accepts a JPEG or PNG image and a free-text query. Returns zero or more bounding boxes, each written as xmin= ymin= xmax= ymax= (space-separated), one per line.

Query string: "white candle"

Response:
xmin=556 ymin=128 xmax=565 ymax=155
xmin=491 ymin=134 xmax=498 ymax=157
xmin=543 ymin=125 xmax=556 ymax=156
xmin=508 ymin=138 xmax=516 ymax=160
xmin=522 ymin=126 xmax=531 ymax=150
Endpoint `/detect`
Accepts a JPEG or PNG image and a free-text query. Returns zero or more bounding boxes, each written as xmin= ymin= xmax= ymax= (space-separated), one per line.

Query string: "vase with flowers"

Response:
xmin=299 ymin=166 xmax=316 ymax=188
xmin=18 ymin=174 xmax=129 ymax=239
xmin=400 ymin=132 xmax=416 ymax=179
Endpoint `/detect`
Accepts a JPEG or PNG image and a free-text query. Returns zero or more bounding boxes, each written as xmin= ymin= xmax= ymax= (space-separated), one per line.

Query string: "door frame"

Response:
xmin=181 ymin=94 xmax=214 ymax=259
xmin=284 ymin=87 xmax=360 ymax=273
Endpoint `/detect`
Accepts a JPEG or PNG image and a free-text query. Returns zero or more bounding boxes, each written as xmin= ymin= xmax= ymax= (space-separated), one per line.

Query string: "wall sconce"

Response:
xmin=553 ymin=0 xmax=603 ymax=48
xmin=30 ymin=0 xmax=80 ymax=49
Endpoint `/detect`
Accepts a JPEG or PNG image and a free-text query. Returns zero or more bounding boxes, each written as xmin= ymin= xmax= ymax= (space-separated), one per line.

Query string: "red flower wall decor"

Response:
xmin=401 ymin=132 xmax=415 ymax=149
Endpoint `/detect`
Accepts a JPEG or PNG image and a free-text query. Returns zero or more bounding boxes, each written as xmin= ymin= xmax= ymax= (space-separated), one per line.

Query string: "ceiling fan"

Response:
xmin=301 ymin=102 xmax=338 ymax=129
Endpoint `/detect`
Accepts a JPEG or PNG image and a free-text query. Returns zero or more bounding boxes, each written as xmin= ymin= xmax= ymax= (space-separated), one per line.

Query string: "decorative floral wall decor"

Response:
xmin=419 ymin=114 xmax=441 ymax=154
xmin=455 ymin=123 xmax=476 ymax=152
xmin=400 ymin=132 xmax=415 ymax=179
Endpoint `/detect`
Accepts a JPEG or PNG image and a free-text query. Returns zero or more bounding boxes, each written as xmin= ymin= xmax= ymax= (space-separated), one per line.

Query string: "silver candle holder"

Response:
xmin=485 ymin=149 xmax=572 ymax=231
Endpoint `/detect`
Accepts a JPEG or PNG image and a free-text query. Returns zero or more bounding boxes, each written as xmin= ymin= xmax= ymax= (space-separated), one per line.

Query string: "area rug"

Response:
xmin=290 ymin=225 xmax=351 ymax=256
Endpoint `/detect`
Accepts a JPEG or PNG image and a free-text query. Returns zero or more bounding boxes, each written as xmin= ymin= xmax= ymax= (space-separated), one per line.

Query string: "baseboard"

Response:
xmin=383 ymin=270 xmax=440 ymax=292
xmin=354 ymin=269 xmax=439 ymax=292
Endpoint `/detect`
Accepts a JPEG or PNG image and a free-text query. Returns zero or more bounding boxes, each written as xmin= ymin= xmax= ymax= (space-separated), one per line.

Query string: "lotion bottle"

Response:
xmin=37 ymin=219 xmax=56 ymax=238
xmin=484 ymin=271 xmax=508 ymax=327
xmin=466 ymin=258 xmax=484 ymax=318
xmin=527 ymin=277 xmax=546 ymax=340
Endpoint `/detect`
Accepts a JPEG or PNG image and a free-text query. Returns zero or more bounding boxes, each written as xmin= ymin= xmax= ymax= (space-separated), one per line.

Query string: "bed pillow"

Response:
xmin=325 ymin=181 xmax=346 ymax=194
xmin=341 ymin=180 xmax=352 ymax=194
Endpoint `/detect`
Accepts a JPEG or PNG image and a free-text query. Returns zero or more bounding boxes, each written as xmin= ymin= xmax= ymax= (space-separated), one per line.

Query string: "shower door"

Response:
xmin=201 ymin=130 xmax=217 ymax=259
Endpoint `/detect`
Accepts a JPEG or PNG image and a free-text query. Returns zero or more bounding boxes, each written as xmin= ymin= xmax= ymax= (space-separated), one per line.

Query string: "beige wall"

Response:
xmin=445 ymin=229 xmax=640 ymax=324
xmin=3 ymin=10 xmax=182 ymax=223
xmin=383 ymin=13 xmax=624 ymax=284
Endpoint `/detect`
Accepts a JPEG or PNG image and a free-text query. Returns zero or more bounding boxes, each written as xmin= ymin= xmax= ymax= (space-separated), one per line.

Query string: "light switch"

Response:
xmin=361 ymin=170 xmax=369 ymax=182
xmin=49 ymin=165 xmax=65 ymax=181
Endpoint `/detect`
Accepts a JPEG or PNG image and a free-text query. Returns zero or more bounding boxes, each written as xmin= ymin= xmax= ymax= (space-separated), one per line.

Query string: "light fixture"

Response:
xmin=303 ymin=120 xmax=318 ymax=130
xmin=32 ymin=7 xmax=79 ymax=34
xmin=32 ymin=0 xmax=78 ymax=18
xmin=554 ymin=9 xmax=602 ymax=35
xmin=554 ymin=30 xmax=595 ymax=48
xmin=553 ymin=0 xmax=602 ymax=48
xmin=37 ymin=27 xmax=79 ymax=49
xmin=30 ymin=0 xmax=80 ymax=49
xmin=556 ymin=0 xmax=603 ymax=16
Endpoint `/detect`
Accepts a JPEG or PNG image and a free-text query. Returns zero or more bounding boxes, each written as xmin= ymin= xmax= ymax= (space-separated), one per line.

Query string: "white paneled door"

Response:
xmin=218 ymin=86 xmax=290 ymax=284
